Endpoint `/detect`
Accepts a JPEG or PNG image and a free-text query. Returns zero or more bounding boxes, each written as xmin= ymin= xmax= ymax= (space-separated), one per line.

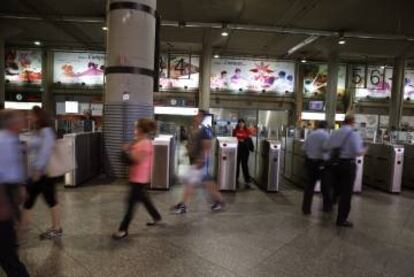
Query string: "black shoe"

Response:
xmin=146 ymin=218 xmax=162 ymax=226
xmin=211 ymin=202 xmax=225 ymax=212
xmin=302 ymin=210 xmax=311 ymax=215
xmin=336 ymin=221 xmax=353 ymax=228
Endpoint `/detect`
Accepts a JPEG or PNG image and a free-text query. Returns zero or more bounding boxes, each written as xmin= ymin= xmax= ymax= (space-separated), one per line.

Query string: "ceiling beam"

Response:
xmin=2 ymin=13 xmax=414 ymax=43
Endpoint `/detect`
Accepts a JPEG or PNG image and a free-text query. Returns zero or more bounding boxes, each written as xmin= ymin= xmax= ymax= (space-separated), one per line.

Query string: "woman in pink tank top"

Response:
xmin=113 ymin=119 xmax=162 ymax=240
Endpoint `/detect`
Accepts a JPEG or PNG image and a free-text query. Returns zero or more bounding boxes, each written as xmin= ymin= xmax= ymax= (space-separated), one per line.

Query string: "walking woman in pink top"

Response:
xmin=112 ymin=118 xmax=162 ymax=240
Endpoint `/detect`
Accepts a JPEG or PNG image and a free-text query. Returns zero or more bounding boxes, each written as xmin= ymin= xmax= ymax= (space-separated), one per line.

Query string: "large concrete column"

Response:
xmin=389 ymin=57 xmax=406 ymax=130
xmin=199 ymin=31 xmax=212 ymax=110
xmin=41 ymin=49 xmax=53 ymax=114
xmin=325 ymin=52 xmax=339 ymax=128
xmin=293 ymin=62 xmax=304 ymax=127
xmin=0 ymin=38 xmax=4 ymax=108
xmin=104 ymin=0 xmax=157 ymax=177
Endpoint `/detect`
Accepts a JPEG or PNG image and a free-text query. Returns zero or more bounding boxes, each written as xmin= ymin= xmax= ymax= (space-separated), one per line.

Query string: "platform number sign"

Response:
xmin=350 ymin=65 xmax=386 ymax=89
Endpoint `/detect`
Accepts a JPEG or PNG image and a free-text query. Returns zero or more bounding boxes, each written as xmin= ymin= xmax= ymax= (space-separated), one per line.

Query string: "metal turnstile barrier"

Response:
xmin=255 ymin=139 xmax=281 ymax=192
xmin=151 ymin=135 xmax=176 ymax=190
xmin=216 ymin=137 xmax=238 ymax=191
xmin=64 ymin=132 xmax=103 ymax=187
xmin=403 ymin=144 xmax=414 ymax=189
xmin=363 ymin=143 xmax=404 ymax=193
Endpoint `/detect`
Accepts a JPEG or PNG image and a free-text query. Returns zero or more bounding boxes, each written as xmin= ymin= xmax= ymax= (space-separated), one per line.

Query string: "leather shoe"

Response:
xmin=336 ymin=221 xmax=353 ymax=228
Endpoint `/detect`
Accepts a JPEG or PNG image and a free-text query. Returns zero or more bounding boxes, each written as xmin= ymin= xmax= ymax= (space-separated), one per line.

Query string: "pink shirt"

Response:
xmin=129 ymin=139 xmax=153 ymax=184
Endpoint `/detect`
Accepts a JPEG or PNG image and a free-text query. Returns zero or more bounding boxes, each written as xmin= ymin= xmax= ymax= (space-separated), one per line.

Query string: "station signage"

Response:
xmin=303 ymin=64 xmax=346 ymax=97
xmin=159 ymin=54 xmax=200 ymax=91
xmin=53 ymin=52 xmax=105 ymax=86
xmin=5 ymin=49 xmax=42 ymax=86
xmin=351 ymin=65 xmax=393 ymax=99
xmin=210 ymin=58 xmax=295 ymax=94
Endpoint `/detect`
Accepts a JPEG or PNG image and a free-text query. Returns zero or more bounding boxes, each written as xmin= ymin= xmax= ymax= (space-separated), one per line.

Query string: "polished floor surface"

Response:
xmin=3 ymin=180 xmax=414 ymax=277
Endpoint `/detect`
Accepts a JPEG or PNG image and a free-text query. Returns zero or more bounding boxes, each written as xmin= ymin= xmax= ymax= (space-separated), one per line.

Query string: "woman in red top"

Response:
xmin=233 ymin=119 xmax=253 ymax=189
xmin=113 ymin=118 xmax=162 ymax=240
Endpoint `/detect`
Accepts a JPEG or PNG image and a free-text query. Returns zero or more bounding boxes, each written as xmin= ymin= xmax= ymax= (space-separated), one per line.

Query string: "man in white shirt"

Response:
xmin=302 ymin=121 xmax=330 ymax=215
xmin=325 ymin=115 xmax=366 ymax=227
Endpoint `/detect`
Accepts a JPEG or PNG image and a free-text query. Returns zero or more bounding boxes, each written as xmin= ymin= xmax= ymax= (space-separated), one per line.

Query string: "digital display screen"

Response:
xmin=65 ymin=101 xmax=79 ymax=114
xmin=308 ymin=100 xmax=324 ymax=111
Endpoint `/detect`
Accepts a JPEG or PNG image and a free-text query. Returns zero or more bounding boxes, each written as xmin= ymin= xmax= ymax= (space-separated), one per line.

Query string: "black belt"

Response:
xmin=338 ymin=158 xmax=355 ymax=162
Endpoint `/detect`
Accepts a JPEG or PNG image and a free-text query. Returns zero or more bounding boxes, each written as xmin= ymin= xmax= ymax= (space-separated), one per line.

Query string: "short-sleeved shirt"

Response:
xmin=0 ymin=130 xmax=25 ymax=184
xmin=129 ymin=139 xmax=153 ymax=184
xmin=187 ymin=125 xmax=213 ymax=162
xmin=325 ymin=125 xmax=364 ymax=159
xmin=303 ymin=129 xmax=329 ymax=160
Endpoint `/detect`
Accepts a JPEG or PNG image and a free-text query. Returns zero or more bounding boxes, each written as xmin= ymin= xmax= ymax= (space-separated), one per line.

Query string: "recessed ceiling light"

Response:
xmin=301 ymin=59 xmax=307 ymax=63
xmin=380 ymin=65 xmax=385 ymax=69
xmin=102 ymin=26 xmax=108 ymax=31
xmin=34 ymin=41 xmax=41 ymax=46
xmin=221 ymin=31 xmax=229 ymax=37
xmin=338 ymin=39 xmax=346 ymax=45
xmin=214 ymin=54 xmax=220 ymax=59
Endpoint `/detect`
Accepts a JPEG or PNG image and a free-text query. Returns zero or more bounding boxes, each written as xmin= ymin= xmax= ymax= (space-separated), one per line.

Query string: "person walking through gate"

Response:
xmin=325 ymin=115 xmax=366 ymax=227
xmin=113 ymin=118 xmax=162 ymax=240
xmin=233 ymin=119 xmax=254 ymax=189
xmin=302 ymin=121 xmax=331 ymax=215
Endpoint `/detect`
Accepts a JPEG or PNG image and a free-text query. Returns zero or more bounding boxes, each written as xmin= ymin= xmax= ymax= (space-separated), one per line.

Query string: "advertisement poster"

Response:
xmin=210 ymin=58 xmax=295 ymax=94
xmin=5 ymin=49 xmax=42 ymax=85
xmin=404 ymin=69 xmax=414 ymax=100
xmin=53 ymin=52 xmax=105 ymax=85
xmin=303 ymin=64 xmax=346 ymax=97
xmin=351 ymin=65 xmax=393 ymax=99
xmin=159 ymin=54 xmax=200 ymax=91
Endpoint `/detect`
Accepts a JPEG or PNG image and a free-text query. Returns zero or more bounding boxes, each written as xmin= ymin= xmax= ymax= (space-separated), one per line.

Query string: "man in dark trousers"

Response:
xmin=325 ymin=115 xmax=366 ymax=227
xmin=302 ymin=121 xmax=330 ymax=215
xmin=0 ymin=110 xmax=30 ymax=276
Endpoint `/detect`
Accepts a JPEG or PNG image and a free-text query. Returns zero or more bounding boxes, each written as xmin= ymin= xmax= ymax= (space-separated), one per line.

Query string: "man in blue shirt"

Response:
xmin=302 ymin=121 xmax=330 ymax=215
xmin=0 ymin=110 xmax=30 ymax=277
xmin=325 ymin=115 xmax=366 ymax=227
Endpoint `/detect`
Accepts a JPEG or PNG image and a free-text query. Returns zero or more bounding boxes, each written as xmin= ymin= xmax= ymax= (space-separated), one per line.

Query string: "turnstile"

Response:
xmin=403 ymin=144 xmax=414 ymax=189
xmin=64 ymin=132 xmax=102 ymax=187
xmin=151 ymin=135 xmax=176 ymax=190
xmin=363 ymin=143 xmax=404 ymax=193
xmin=256 ymin=139 xmax=281 ymax=192
xmin=216 ymin=137 xmax=238 ymax=191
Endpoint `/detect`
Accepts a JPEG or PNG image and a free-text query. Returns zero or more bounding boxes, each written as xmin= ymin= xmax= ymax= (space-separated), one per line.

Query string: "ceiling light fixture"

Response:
xmin=214 ymin=54 xmax=220 ymax=59
xmin=380 ymin=65 xmax=385 ymax=69
xmin=338 ymin=39 xmax=346 ymax=45
xmin=102 ymin=26 xmax=108 ymax=31
xmin=221 ymin=31 xmax=229 ymax=37
xmin=34 ymin=41 xmax=41 ymax=46
xmin=301 ymin=59 xmax=307 ymax=63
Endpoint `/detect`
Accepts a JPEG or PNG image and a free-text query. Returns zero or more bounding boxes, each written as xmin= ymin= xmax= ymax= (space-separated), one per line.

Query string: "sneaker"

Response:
xmin=336 ymin=221 xmax=354 ymax=228
xmin=171 ymin=203 xmax=187 ymax=214
xmin=39 ymin=228 xmax=63 ymax=240
xmin=112 ymin=231 xmax=128 ymax=240
xmin=211 ymin=202 xmax=225 ymax=212
xmin=146 ymin=218 xmax=162 ymax=226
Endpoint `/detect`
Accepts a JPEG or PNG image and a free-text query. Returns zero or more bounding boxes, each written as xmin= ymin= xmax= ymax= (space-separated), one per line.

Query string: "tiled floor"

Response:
xmin=3 ymin=180 xmax=414 ymax=277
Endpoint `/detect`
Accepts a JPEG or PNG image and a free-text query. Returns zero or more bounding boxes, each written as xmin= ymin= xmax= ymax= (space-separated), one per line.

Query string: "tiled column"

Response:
xmin=199 ymin=32 xmax=212 ymax=111
xmin=0 ymin=38 xmax=4 ymax=108
xmin=104 ymin=0 xmax=157 ymax=177
xmin=389 ymin=57 xmax=406 ymax=130
xmin=325 ymin=51 xmax=339 ymax=128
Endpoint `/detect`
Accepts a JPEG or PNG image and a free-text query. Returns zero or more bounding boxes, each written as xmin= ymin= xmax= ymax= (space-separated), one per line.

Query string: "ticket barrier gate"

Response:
xmin=64 ymin=132 xmax=102 ymax=187
xmin=256 ymin=139 xmax=281 ymax=192
xmin=403 ymin=144 xmax=414 ymax=189
xmin=314 ymin=156 xmax=364 ymax=193
xmin=363 ymin=143 xmax=404 ymax=193
xmin=151 ymin=135 xmax=176 ymax=190
xmin=283 ymin=139 xmax=363 ymax=193
xmin=216 ymin=137 xmax=238 ymax=191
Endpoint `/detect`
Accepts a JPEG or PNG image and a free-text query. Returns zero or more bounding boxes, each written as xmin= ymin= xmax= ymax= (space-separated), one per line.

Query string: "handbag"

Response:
xmin=46 ymin=138 xmax=75 ymax=177
xmin=245 ymin=137 xmax=254 ymax=152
